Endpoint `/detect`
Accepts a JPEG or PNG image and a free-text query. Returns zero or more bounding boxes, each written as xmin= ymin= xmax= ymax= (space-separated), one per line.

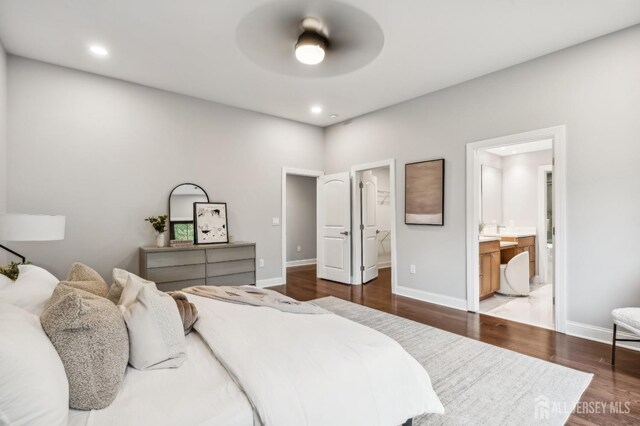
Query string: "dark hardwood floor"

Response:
xmin=272 ymin=265 xmax=640 ymax=425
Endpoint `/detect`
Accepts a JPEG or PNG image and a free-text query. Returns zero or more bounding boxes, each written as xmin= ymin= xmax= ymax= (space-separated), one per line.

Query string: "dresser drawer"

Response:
xmin=147 ymin=264 xmax=206 ymax=284
xmin=146 ymin=250 xmax=205 ymax=268
xmin=156 ymin=279 xmax=206 ymax=292
xmin=206 ymin=272 xmax=255 ymax=286
xmin=206 ymin=259 xmax=255 ymax=277
xmin=206 ymin=246 xmax=255 ymax=263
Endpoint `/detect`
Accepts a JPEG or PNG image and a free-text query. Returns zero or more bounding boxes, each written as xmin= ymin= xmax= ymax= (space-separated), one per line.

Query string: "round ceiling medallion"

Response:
xmin=236 ymin=0 xmax=385 ymax=78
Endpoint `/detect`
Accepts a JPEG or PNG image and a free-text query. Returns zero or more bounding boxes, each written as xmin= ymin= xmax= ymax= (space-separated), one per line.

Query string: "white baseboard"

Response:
xmin=256 ymin=277 xmax=285 ymax=288
xmin=286 ymin=258 xmax=317 ymax=268
xmin=566 ymin=321 xmax=640 ymax=352
xmin=394 ymin=285 xmax=467 ymax=311
xmin=378 ymin=260 xmax=391 ymax=269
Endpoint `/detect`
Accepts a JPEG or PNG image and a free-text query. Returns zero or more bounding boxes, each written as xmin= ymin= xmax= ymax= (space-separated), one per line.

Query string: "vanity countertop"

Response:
xmin=499 ymin=241 xmax=518 ymax=248
xmin=479 ymin=236 xmax=500 ymax=243
xmin=482 ymin=232 xmax=537 ymax=238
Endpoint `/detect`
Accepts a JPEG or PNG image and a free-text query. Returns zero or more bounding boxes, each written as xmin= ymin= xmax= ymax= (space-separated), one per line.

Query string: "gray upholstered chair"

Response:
xmin=611 ymin=308 xmax=640 ymax=365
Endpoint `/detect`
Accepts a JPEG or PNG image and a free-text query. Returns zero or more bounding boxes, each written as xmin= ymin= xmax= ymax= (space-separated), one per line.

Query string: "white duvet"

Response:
xmin=189 ymin=294 xmax=444 ymax=426
xmin=67 ymin=331 xmax=254 ymax=426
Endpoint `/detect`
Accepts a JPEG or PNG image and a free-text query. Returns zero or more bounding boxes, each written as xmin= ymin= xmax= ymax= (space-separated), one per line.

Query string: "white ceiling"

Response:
xmin=0 ymin=0 xmax=639 ymax=127
xmin=485 ymin=139 xmax=553 ymax=157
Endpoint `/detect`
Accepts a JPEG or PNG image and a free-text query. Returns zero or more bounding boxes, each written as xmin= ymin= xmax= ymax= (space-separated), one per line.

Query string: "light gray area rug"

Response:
xmin=314 ymin=296 xmax=593 ymax=426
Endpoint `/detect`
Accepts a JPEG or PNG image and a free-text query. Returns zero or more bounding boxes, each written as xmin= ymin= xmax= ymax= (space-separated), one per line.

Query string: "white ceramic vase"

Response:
xmin=156 ymin=232 xmax=166 ymax=248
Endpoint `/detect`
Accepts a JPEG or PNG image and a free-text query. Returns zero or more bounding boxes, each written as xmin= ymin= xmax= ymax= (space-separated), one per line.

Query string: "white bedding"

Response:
xmin=67 ymin=331 xmax=255 ymax=426
xmin=189 ymin=294 xmax=444 ymax=426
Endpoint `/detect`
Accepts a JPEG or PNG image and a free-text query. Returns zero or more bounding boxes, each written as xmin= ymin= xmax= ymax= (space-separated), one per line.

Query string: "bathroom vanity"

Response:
xmin=479 ymin=239 xmax=501 ymax=300
xmin=499 ymin=236 xmax=536 ymax=279
xmin=479 ymin=235 xmax=536 ymax=300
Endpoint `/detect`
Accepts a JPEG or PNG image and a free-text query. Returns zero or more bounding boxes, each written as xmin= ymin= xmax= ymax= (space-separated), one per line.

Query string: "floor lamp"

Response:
xmin=0 ymin=214 xmax=66 ymax=263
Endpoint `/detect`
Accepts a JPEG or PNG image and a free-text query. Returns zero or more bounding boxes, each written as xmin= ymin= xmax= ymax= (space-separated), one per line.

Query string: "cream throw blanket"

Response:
xmin=182 ymin=285 xmax=329 ymax=315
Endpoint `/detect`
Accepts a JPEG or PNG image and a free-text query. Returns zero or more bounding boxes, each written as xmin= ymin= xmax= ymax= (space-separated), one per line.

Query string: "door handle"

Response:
xmin=376 ymin=230 xmax=380 ymax=234
xmin=340 ymin=231 xmax=349 ymax=236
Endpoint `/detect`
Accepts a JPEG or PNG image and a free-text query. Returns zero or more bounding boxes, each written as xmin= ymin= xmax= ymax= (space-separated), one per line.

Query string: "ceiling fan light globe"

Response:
xmin=295 ymin=30 xmax=327 ymax=65
xmin=295 ymin=44 xmax=325 ymax=65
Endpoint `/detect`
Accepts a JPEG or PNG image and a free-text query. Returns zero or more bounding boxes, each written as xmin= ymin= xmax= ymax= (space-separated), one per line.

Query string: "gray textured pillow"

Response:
xmin=62 ymin=263 xmax=109 ymax=298
xmin=40 ymin=284 xmax=129 ymax=410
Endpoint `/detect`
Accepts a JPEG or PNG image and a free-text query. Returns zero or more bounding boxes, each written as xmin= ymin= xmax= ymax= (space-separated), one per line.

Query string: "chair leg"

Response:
xmin=612 ymin=323 xmax=617 ymax=366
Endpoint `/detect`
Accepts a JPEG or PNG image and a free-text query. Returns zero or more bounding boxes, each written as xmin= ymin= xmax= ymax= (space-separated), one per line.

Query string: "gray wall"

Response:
xmin=324 ymin=25 xmax=640 ymax=329
xmin=0 ymin=40 xmax=6 ymax=264
xmin=286 ymin=174 xmax=317 ymax=262
xmin=502 ymin=150 xmax=552 ymax=227
xmin=7 ymin=57 xmax=324 ymax=281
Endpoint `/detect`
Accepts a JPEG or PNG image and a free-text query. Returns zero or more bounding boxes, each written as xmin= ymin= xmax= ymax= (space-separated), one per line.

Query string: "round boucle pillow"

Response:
xmin=40 ymin=284 xmax=129 ymax=410
xmin=60 ymin=263 xmax=110 ymax=298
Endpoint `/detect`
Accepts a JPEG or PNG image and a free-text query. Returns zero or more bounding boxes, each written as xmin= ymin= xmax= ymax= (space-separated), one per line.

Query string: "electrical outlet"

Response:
xmin=272 ymin=217 xmax=280 ymax=226
xmin=259 ymin=259 xmax=265 ymax=268
xmin=410 ymin=264 xmax=416 ymax=274
xmin=297 ymin=246 xmax=302 ymax=252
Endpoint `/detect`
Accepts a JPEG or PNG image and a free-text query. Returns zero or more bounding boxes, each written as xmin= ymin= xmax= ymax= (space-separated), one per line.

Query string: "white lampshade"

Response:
xmin=0 ymin=214 xmax=66 ymax=241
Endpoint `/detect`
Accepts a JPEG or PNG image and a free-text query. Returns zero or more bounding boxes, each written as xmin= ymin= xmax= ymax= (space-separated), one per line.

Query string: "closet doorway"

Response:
xmin=350 ymin=159 xmax=398 ymax=290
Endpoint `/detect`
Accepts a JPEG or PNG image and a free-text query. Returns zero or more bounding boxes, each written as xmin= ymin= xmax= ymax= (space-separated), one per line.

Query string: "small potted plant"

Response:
xmin=145 ymin=215 xmax=168 ymax=247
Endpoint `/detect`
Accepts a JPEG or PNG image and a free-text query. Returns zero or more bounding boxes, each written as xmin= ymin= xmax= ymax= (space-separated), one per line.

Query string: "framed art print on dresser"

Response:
xmin=405 ymin=158 xmax=445 ymax=226
xmin=194 ymin=202 xmax=229 ymax=244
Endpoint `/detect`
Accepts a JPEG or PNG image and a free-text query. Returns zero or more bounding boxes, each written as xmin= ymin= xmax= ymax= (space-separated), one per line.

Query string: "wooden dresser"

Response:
xmin=139 ymin=242 xmax=256 ymax=292
xmin=479 ymin=240 xmax=501 ymax=300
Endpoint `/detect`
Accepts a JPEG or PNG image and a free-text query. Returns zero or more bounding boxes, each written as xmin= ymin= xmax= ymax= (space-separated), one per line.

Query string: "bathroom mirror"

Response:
xmin=480 ymin=165 xmax=502 ymax=227
xmin=168 ymin=183 xmax=209 ymax=241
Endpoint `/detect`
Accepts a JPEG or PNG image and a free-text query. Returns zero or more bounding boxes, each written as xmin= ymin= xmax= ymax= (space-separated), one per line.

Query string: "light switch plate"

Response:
xmin=259 ymin=259 xmax=265 ymax=267
xmin=410 ymin=264 xmax=416 ymax=274
xmin=272 ymin=217 xmax=280 ymax=226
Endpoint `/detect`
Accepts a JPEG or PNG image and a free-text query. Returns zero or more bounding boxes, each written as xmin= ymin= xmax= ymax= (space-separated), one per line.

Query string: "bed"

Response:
xmin=0 ymin=265 xmax=443 ymax=426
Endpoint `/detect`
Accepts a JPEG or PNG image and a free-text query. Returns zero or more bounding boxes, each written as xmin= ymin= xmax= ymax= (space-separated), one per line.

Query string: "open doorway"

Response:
xmin=350 ymin=159 xmax=398 ymax=289
xmin=281 ymin=168 xmax=323 ymax=284
xmin=466 ymin=126 xmax=567 ymax=332
xmin=285 ymin=175 xmax=318 ymax=268
xmin=477 ymin=140 xmax=554 ymax=329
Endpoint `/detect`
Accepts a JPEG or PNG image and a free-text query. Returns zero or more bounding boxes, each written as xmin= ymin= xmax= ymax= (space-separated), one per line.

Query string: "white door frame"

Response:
xmin=350 ymin=159 xmax=398 ymax=292
xmin=465 ymin=125 xmax=567 ymax=333
xmin=537 ymin=165 xmax=553 ymax=285
xmin=281 ymin=167 xmax=324 ymax=284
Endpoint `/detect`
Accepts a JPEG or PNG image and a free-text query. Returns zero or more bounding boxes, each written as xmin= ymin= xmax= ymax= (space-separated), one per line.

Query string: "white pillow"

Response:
xmin=0 ymin=302 xmax=69 ymax=425
xmin=109 ymin=268 xmax=156 ymax=305
xmin=119 ymin=276 xmax=186 ymax=370
xmin=0 ymin=264 xmax=60 ymax=315
xmin=116 ymin=270 xmax=157 ymax=306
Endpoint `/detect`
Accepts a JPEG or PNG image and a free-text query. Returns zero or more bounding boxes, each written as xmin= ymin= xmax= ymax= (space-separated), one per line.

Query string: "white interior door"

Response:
xmin=360 ymin=172 xmax=379 ymax=283
xmin=317 ymin=172 xmax=351 ymax=283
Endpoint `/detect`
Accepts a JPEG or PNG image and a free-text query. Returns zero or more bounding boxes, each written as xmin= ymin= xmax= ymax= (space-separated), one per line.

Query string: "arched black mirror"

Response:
xmin=168 ymin=183 xmax=209 ymax=241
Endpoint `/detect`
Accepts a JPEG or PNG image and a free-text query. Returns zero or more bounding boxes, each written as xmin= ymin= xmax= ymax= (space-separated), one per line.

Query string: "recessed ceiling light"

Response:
xmin=329 ymin=114 xmax=338 ymax=119
xmin=89 ymin=45 xmax=109 ymax=57
xmin=500 ymin=147 xmax=506 ymax=150
xmin=311 ymin=105 xmax=322 ymax=114
xmin=511 ymin=150 xmax=517 ymax=154
xmin=295 ymin=18 xmax=328 ymax=65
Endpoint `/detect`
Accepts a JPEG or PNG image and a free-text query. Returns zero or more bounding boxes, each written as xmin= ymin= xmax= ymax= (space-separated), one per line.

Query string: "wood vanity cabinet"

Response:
xmin=515 ymin=236 xmax=536 ymax=279
xmin=500 ymin=236 xmax=536 ymax=279
xmin=479 ymin=240 xmax=501 ymax=300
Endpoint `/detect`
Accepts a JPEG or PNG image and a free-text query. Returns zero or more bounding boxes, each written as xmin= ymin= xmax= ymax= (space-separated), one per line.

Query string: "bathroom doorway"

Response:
xmin=465 ymin=126 xmax=567 ymax=332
